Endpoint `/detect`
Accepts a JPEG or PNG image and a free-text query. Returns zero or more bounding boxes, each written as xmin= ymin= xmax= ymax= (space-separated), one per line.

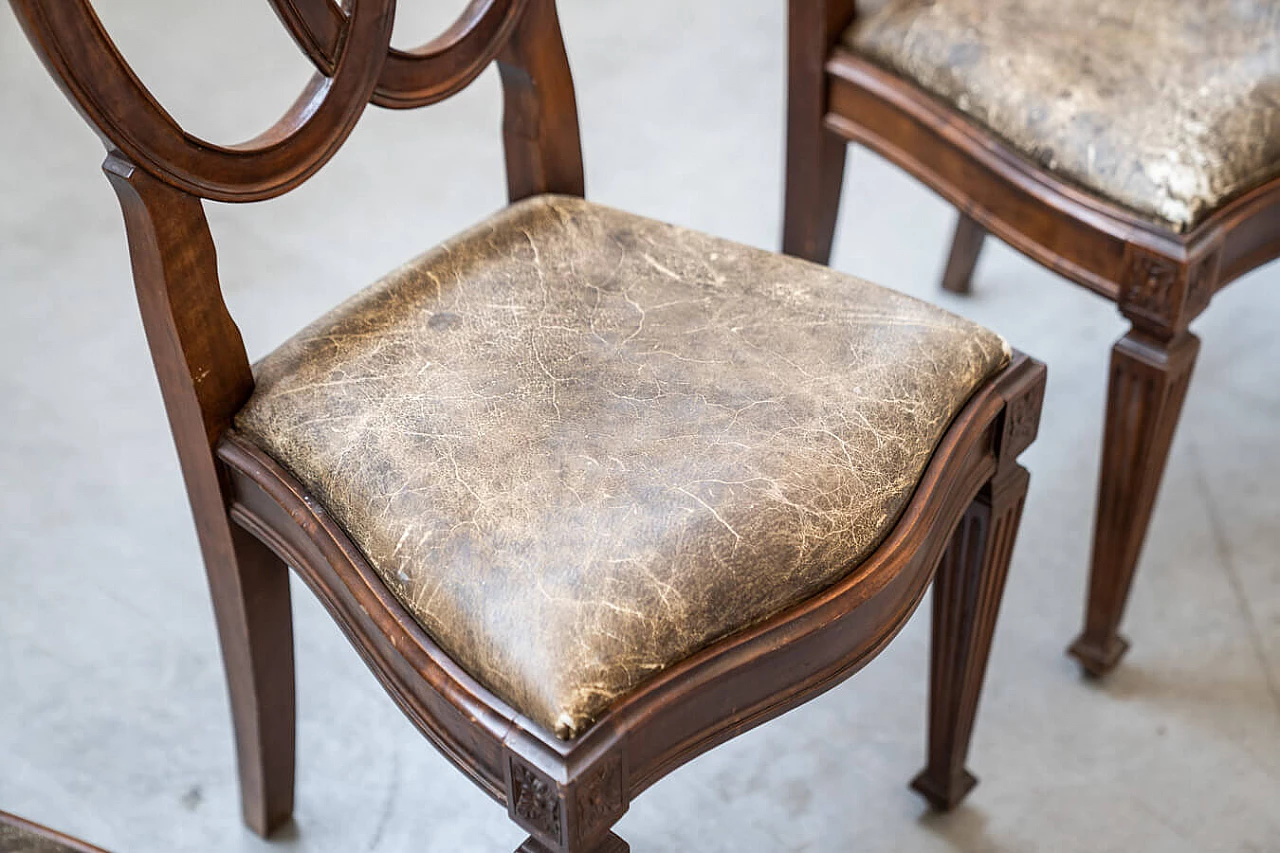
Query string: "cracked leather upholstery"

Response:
xmin=0 ymin=821 xmax=89 ymax=853
xmin=234 ymin=195 xmax=1009 ymax=738
xmin=846 ymin=0 xmax=1280 ymax=232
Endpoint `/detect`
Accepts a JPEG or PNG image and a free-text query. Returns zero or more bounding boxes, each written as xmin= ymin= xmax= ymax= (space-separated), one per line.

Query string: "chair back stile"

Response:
xmin=6 ymin=0 xmax=586 ymax=570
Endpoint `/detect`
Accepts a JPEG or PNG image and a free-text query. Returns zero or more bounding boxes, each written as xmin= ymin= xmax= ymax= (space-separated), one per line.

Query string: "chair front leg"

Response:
xmin=914 ymin=463 xmax=1029 ymax=810
xmin=1069 ymin=327 xmax=1199 ymax=675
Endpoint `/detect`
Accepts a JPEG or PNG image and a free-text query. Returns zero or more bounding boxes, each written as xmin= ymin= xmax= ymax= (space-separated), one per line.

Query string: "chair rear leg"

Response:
xmin=781 ymin=0 xmax=852 ymax=264
xmin=207 ymin=521 xmax=296 ymax=836
xmin=99 ymin=121 xmax=297 ymax=836
xmin=782 ymin=121 xmax=848 ymax=265
xmin=913 ymin=464 xmax=1029 ymax=810
xmin=941 ymin=213 xmax=988 ymax=294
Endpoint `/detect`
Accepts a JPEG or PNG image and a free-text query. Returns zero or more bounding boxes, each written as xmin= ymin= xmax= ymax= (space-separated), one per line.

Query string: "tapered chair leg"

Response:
xmin=913 ymin=464 xmax=1029 ymax=810
xmin=208 ymin=521 xmax=296 ymax=836
xmin=517 ymin=832 xmax=630 ymax=853
xmin=941 ymin=213 xmax=988 ymax=295
xmin=1069 ymin=329 xmax=1199 ymax=676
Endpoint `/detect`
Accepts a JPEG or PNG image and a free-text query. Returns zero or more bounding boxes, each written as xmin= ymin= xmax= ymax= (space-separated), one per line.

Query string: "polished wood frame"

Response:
xmin=9 ymin=0 xmax=1045 ymax=849
xmin=783 ymin=0 xmax=1280 ymax=677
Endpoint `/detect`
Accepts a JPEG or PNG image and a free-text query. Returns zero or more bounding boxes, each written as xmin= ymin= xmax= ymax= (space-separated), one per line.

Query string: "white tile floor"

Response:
xmin=1 ymin=2 xmax=1278 ymax=851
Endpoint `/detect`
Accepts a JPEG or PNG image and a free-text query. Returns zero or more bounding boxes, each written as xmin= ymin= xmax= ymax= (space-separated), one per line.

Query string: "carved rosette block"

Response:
xmin=508 ymin=757 xmax=563 ymax=846
xmin=1119 ymin=242 xmax=1220 ymax=336
xmin=1120 ymin=246 xmax=1179 ymax=325
xmin=506 ymin=750 xmax=628 ymax=852
xmin=998 ymin=366 xmax=1045 ymax=462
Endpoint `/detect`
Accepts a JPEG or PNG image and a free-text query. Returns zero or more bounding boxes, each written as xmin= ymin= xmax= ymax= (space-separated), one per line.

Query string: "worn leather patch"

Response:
xmin=847 ymin=0 xmax=1280 ymax=232
xmin=0 ymin=822 xmax=89 ymax=853
xmin=234 ymin=195 xmax=1009 ymax=738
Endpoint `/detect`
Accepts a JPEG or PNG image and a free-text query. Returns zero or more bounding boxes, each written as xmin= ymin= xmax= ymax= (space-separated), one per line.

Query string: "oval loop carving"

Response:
xmin=270 ymin=0 xmax=526 ymax=109
xmin=11 ymin=0 xmax=395 ymax=201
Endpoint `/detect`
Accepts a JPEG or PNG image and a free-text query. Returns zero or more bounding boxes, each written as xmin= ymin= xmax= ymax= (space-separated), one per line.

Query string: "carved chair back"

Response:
xmin=12 ymin=0 xmax=583 ymax=201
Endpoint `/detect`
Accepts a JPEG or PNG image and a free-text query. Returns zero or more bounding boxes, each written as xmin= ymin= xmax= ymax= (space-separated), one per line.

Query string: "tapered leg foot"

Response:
xmin=1067 ymin=634 xmax=1130 ymax=678
xmin=914 ymin=465 xmax=1029 ymax=811
xmin=1069 ymin=329 xmax=1198 ymax=677
xmin=941 ymin=213 xmax=987 ymax=294
xmin=211 ymin=523 xmax=296 ymax=836
xmin=911 ymin=768 xmax=977 ymax=811
xmin=517 ymin=831 xmax=629 ymax=853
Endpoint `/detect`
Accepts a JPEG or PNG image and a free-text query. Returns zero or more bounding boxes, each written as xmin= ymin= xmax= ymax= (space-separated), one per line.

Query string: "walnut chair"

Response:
xmin=9 ymin=0 xmax=1046 ymax=849
xmin=783 ymin=0 xmax=1280 ymax=676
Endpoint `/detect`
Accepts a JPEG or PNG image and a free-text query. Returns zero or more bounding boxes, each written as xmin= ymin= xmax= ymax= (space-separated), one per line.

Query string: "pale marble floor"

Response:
xmin=1 ymin=2 xmax=1278 ymax=852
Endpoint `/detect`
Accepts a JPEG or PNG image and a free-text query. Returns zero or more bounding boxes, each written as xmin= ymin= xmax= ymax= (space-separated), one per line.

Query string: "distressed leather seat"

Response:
xmin=847 ymin=0 xmax=1280 ymax=232
xmin=235 ymin=195 xmax=1009 ymax=739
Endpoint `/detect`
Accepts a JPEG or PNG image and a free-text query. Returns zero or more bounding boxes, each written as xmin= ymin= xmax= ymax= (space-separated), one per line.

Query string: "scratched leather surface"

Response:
xmin=0 ymin=822 xmax=85 ymax=853
xmin=234 ymin=195 xmax=1009 ymax=738
xmin=846 ymin=0 xmax=1280 ymax=232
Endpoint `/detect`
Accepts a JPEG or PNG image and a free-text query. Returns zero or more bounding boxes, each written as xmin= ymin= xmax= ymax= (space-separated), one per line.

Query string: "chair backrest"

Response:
xmin=10 ymin=0 xmax=583 ymax=200
xmin=6 ymin=0 xmax=584 ymax=560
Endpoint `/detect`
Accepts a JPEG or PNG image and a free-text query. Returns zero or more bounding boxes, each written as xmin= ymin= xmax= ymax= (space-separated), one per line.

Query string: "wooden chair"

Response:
xmin=783 ymin=0 xmax=1280 ymax=676
xmin=9 ymin=1 xmax=1045 ymax=849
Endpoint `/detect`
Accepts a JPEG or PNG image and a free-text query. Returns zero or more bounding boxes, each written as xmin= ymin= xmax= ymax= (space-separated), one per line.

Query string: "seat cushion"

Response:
xmin=234 ymin=195 xmax=1009 ymax=738
xmin=846 ymin=0 xmax=1280 ymax=232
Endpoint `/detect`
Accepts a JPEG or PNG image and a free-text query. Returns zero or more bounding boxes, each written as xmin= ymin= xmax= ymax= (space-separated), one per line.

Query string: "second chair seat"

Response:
xmin=234 ymin=195 xmax=1010 ymax=740
xmin=847 ymin=0 xmax=1280 ymax=232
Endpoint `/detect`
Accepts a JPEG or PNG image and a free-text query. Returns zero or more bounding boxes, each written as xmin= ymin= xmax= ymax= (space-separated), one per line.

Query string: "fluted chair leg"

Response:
xmin=1069 ymin=328 xmax=1199 ymax=675
xmin=913 ymin=464 xmax=1029 ymax=810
